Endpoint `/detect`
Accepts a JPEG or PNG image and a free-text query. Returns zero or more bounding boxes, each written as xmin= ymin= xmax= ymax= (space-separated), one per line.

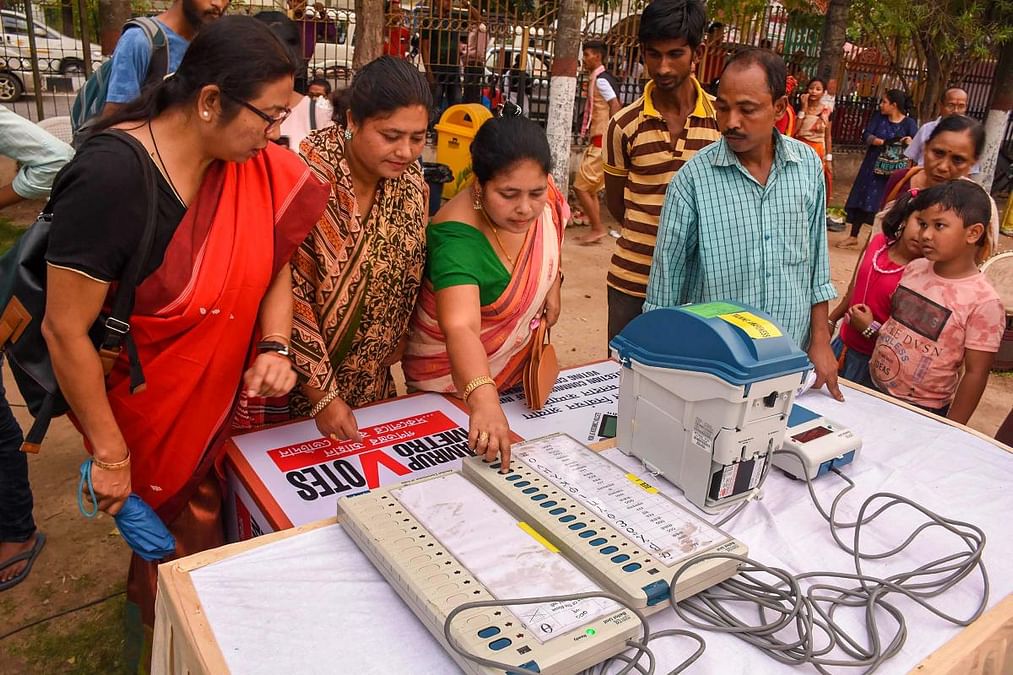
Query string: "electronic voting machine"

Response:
xmin=338 ymin=434 xmax=746 ymax=674
xmin=610 ymin=304 xmax=811 ymax=512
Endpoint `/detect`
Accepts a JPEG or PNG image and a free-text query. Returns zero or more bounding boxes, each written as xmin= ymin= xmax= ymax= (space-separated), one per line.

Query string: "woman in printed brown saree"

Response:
xmin=286 ymin=57 xmax=433 ymax=441
xmin=403 ymin=114 xmax=568 ymax=470
xmin=41 ymin=17 xmax=328 ymax=667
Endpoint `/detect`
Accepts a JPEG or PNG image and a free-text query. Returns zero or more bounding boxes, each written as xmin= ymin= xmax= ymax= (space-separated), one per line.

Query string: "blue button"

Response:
xmin=622 ymin=563 xmax=642 ymax=573
xmin=514 ymin=481 xmax=530 ymax=488
xmin=611 ymin=554 xmax=630 ymax=563
xmin=578 ymin=530 xmax=595 ymax=539
xmin=531 ymin=493 xmax=548 ymax=501
xmin=589 ymin=537 xmax=608 ymax=546
xmin=764 ymin=235 xmax=770 ymax=240
xmin=548 ymin=507 xmax=566 ymax=515
xmin=539 ymin=501 xmax=558 ymax=508
xmin=506 ymin=475 xmax=521 ymax=481
xmin=477 ymin=626 xmax=500 ymax=639
xmin=489 ymin=638 xmax=513 ymax=651
xmin=559 ymin=515 xmax=576 ymax=523
xmin=568 ymin=522 xmax=586 ymax=530
xmin=522 ymin=487 xmax=538 ymax=494
xmin=600 ymin=546 xmax=619 ymax=555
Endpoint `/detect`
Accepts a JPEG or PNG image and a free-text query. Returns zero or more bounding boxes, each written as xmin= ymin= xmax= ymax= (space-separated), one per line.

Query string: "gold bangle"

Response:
xmin=462 ymin=376 xmax=495 ymax=403
xmin=93 ymin=451 xmax=130 ymax=471
xmin=311 ymin=390 xmax=340 ymax=417
xmin=261 ymin=333 xmax=291 ymax=344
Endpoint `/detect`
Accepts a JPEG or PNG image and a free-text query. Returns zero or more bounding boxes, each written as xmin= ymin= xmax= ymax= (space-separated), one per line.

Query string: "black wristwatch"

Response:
xmin=257 ymin=340 xmax=291 ymax=357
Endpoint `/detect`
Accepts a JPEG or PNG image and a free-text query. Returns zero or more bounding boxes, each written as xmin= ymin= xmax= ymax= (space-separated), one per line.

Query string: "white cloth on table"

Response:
xmin=189 ymin=385 xmax=1013 ymax=674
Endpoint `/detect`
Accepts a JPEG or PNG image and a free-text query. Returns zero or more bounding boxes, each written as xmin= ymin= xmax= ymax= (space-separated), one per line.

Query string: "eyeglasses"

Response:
xmin=222 ymin=91 xmax=291 ymax=134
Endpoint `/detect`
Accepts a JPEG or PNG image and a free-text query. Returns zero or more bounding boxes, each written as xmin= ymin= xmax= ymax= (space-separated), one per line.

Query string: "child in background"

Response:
xmin=870 ymin=180 xmax=1003 ymax=423
xmin=829 ymin=190 xmax=924 ymax=387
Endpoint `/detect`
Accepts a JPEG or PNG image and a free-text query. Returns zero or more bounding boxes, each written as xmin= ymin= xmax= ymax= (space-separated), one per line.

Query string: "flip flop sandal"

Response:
xmin=0 ymin=532 xmax=47 ymax=592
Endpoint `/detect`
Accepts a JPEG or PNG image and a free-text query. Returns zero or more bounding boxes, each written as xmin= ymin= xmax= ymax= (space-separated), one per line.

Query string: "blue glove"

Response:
xmin=78 ymin=459 xmax=176 ymax=562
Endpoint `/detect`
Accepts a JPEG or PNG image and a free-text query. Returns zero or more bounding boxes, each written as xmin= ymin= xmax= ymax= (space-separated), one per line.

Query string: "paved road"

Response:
xmin=3 ymin=92 xmax=74 ymax=122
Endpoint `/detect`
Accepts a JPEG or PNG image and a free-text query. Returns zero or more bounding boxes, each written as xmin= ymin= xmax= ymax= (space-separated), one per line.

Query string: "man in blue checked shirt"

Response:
xmin=645 ymin=48 xmax=843 ymax=400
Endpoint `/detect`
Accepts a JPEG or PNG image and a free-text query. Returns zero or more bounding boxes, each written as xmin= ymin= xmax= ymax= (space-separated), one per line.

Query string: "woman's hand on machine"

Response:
xmin=315 ymin=395 xmax=362 ymax=442
xmin=467 ymin=386 xmax=513 ymax=471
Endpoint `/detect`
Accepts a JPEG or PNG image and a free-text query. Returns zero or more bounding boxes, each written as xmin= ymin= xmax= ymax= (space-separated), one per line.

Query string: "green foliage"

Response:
xmin=6 ymin=593 xmax=128 ymax=674
xmin=847 ymin=0 xmax=1012 ymax=117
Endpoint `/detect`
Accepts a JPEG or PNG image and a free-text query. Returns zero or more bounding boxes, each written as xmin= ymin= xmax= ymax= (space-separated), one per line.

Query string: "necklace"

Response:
xmin=488 ymin=220 xmax=516 ymax=268
xmin=476 ymin=202 xmax=517 ymax=268
xmin=871 ymin=244 xmax=904 ymax=275
xmin=148 ymin=122 xmax=185 ymax=206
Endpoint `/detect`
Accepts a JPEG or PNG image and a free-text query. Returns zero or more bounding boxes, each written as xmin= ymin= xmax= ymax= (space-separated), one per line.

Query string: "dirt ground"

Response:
xmin=0 ymin=170 xmax=1011 ymax=674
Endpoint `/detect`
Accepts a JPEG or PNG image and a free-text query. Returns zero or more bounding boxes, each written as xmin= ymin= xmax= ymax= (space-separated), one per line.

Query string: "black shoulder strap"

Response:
xmin=94 ymin=130 xmax=160 ymax=393
xmin=597 ymin=71 xmax=621 ymax=100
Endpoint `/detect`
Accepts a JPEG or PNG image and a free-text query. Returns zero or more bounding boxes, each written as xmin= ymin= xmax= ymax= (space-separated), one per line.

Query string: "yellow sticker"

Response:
xmin=518 ymin=522 xmax=559 ymax=553
xmin=718 ymin=312 xmax=782 ymax=339
xmin=625 ymin=473 xmax=658 ymax=493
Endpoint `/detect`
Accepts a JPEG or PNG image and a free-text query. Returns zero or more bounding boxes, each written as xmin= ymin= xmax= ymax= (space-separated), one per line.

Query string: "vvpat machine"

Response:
xmin=610 ymin=303 xmax=811 ymax=512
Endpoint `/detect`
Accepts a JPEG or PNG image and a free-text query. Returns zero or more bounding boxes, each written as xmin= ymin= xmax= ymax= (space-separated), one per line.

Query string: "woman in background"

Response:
xmin=839 ymin=89 xmax=917 ymax=249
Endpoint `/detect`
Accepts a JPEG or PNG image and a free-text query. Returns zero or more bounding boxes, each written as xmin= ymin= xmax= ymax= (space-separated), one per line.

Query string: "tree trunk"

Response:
xmin=352 ymin=0 xmax=384 ymax=70
xmin=97 ymin=0 xmax=130 ymax=55
xmin=816 ymin=0 xmax=849 ymax=96
xmin=977 ymin=38 xmax=1013 ymax=193
xmin=61 ymin=0 xmax=74 ymax=37
xmin=546 ymin=0 xmax=582 ymax=195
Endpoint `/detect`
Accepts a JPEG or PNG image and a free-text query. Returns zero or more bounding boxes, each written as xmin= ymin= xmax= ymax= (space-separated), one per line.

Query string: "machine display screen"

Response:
xmin=791 ymin=426 xmax=833 ymax=444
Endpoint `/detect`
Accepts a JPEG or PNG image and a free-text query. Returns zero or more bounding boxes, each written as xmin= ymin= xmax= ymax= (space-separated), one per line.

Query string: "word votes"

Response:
xmin=286 ymin=427 xmax=474 ymax=501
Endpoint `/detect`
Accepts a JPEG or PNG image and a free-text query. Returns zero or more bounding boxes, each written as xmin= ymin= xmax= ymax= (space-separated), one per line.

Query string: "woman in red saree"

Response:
xmin=403 ymin=115 xmax=568 ymax=469
xmin=41 ymin=17 xmax=328 ymax=668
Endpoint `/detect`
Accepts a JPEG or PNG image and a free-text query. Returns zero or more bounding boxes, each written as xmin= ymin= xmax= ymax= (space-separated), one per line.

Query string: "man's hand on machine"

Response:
xmin=808 ymin=339 xmax=844 ymax=402
xmin=467 ymin=386 xmax=513 ymax=472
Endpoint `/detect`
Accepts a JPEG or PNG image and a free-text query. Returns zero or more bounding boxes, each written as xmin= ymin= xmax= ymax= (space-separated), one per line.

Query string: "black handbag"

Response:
xmin=0 ymin=130 xmax=159 ymax=452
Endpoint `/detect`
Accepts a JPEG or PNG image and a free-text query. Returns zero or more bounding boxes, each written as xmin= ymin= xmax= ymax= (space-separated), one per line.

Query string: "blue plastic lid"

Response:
xmin=610 ymin=303 xmax=811 ymax=386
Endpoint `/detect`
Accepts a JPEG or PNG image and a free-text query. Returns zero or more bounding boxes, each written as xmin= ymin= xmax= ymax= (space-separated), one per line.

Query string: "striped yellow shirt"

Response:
xmin=604 ymin=77 xmax=720 ymax=298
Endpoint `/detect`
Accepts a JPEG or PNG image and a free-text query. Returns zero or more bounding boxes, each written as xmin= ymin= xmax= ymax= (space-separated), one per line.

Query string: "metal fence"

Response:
xmin=1 ymin=0 xmax=101 ymax=122
xmin=1 ymin=0 xmax=1008 ymax=154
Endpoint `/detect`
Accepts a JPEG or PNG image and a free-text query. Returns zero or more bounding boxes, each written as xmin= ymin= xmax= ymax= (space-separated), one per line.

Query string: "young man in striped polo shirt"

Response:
xmin=645 ymin=49 xmax=843 ymax=400
xmin=603 ymin=0 xmax=720 ymax=342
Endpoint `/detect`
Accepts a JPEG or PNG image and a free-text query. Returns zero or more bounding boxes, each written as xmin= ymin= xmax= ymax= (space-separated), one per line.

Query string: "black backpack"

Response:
xmin=0 ymin=131 xmax=159 ymax=452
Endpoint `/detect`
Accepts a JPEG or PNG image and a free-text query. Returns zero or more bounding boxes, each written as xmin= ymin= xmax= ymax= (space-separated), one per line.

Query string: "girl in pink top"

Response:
xmin=829 ymin=191 xmax=923 ymax=387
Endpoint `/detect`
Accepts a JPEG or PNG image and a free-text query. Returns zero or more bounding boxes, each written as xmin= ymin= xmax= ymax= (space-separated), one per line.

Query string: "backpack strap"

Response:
xmin=125 ymin=17 xmax=169 ymax=90
xmin=93 ymin=130 xmax=161 ymax=394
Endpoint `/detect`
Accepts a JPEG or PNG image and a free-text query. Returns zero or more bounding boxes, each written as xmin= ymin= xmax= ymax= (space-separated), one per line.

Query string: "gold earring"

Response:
xmin=472 ymin=183 xmax=482 ymax=211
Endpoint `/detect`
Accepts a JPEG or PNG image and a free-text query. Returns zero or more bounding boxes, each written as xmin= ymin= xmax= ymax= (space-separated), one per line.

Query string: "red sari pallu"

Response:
xmin=93 ymin=143 xmax=328 ymax=522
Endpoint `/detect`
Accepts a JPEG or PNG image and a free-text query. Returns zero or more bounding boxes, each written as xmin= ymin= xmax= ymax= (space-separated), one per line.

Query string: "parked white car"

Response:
xmin=1 ymin=9 xmax=103 ymax=101
xmin=304 ymin=4 xmax=356 ymax=78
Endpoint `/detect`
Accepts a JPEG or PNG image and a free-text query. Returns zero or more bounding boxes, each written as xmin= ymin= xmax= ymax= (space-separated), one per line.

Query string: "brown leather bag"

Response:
xmin=523 ymin=317 xmax=559 ymax=410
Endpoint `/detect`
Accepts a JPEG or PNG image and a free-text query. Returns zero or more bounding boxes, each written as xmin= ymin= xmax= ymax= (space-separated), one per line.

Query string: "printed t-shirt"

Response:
xmin=871 ymin=258 xmax=1004 ymax=408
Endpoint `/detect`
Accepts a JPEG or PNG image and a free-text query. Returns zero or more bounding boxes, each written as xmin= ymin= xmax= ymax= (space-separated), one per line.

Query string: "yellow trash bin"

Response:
xmin=435 ymin=103 xmax=493 ymax=199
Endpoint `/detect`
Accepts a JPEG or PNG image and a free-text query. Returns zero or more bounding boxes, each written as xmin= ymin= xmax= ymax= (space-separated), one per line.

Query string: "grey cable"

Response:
xmin=663 ymin=448 xmax=989 ymax=674
xmin=440 ymin=445 xmax=988 ymax=674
